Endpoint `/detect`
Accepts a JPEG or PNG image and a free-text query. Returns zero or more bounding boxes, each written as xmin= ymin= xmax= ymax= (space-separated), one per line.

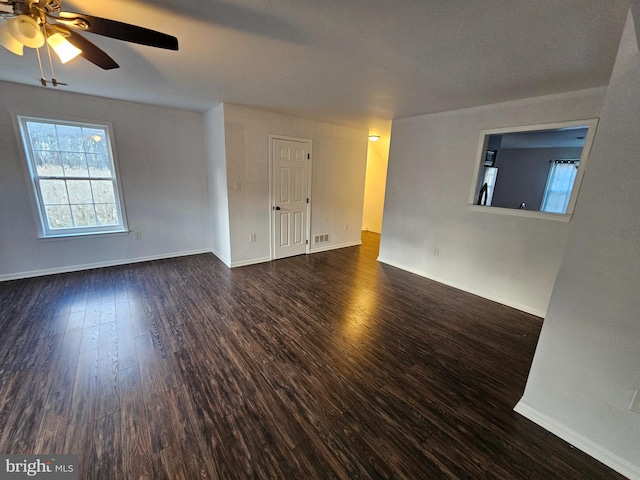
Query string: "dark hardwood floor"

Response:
xmin=0 ymin=232 xmax=626 ymax=479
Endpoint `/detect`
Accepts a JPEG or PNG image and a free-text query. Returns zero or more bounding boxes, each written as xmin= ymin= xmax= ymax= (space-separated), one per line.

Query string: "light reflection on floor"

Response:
xmin=341 ymin=287 xmax=377 ymax=346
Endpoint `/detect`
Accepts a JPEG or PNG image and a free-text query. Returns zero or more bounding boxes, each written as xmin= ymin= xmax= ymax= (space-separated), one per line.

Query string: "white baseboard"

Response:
xmin=310 ymin=240 xmax=362 ymax=254
xmin=0 ymin=249 xmax=212 ymax=282
xmin=229 ymin=241 xmax=362 ymax=267
xmin=211 ymin=249 xmax=231 ymax=267
xmin=514 ymin=401 xmax=640 ymax=480
xmin=376 ymin=256 xmax=546 ymax=318
xmin=230 ymin=256 xmax=272 ymax=268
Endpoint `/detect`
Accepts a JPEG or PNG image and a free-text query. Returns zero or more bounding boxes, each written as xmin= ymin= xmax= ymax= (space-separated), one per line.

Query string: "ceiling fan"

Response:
xmin=0 ymin=0 xmax=178 ymax=85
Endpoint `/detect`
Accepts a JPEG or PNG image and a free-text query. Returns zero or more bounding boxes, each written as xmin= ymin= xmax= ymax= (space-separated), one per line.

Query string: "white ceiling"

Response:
xmin=0 ymin=0 xmax=631 ymax=134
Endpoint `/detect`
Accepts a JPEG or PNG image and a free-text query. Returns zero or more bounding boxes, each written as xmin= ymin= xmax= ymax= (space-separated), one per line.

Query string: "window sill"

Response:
xmin=468 ymin=205 xmax=572 ymax=222
xmin=37 ymin=230 xmax=131 ymax=241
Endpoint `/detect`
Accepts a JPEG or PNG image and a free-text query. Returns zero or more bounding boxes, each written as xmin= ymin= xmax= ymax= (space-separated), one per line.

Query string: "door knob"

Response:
xmin=275 ymin=206 xmax=281 ymax=210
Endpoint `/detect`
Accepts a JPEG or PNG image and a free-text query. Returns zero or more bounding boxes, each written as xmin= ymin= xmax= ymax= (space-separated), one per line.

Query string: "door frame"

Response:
xmin=269 ymin=134 xmax=313 ymax=260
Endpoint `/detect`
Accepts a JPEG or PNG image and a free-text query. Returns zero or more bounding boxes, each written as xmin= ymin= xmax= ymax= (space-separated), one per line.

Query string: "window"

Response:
xmin=540 ymin=160 xmax=579 ymax=214
xmin=469 ymin=118 xmax=598 ymax=220
xmin=18 ymin=116 xmax=128 ymax=237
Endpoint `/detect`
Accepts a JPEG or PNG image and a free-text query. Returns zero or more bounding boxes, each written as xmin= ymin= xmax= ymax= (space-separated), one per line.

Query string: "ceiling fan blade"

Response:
xmin=56 ymin=12 xmax=179 ymax=51
xmin=63 ymin=29 xmax=119 ymax=70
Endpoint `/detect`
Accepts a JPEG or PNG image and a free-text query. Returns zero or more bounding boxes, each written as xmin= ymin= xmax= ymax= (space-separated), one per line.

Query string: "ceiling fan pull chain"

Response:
xmin=42 ymin=26 xmax=59 ymax=86
xmin=35 ymin=45 xmax=47 ymax=86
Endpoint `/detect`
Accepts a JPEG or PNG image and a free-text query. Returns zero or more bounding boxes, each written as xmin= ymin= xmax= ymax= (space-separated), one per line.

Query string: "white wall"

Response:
xmin=0 ymin=87 xmax=368 ymax=278
xmin=378 ymin=88 xmax=606 ymax=316
xmin=516 ymin=7 xmax=640 ymax=479
xmin=204 ymin=104 xmax=232 ymax=266
xmin=0 ymin=81 xmax=210 ymax=280
xmin=219 ymin=104 xmax=368 ymax=267
xmin=362 ymin=135 xmax=390 ymax=234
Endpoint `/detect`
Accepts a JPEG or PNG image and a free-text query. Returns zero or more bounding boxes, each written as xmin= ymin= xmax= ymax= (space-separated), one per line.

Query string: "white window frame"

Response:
xmin=467 ymin=118 xmax=598 ymax=222
xmin=17 ymin=115 xmax=129 ymax=238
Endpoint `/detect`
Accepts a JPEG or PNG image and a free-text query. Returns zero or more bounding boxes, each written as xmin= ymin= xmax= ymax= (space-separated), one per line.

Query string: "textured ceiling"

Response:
xmin=0 ymin=0 xmax=631 ymax=134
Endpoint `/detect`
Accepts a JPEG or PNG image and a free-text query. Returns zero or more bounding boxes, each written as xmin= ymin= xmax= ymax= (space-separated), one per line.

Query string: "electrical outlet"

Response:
xmin=249 ymin=233 xmax=256 ymax=243
xmin=433 ymin=247 xmax=440 ymax=257
xmin=135 ymin=231 xmax=142 ymax=240
xmin=344 ymin=223 xmax=348 ymax=231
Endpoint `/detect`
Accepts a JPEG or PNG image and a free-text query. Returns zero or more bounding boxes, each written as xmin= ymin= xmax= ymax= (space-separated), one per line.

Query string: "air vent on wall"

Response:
xmin=314 ymin=234 xmax=329 ymax=244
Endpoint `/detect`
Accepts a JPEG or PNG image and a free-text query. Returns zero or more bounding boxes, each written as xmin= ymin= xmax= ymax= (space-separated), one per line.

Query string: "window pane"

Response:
xmin=542 ymin=192 xmax=566 ymax=214
xmin=34 ymin=151 xmax=63 ymax=176
xmin=56 ymin=125 xmax=84 ymax=152
xmin=91 ymin=180 xmax=116 ymax=204
xmin=541 ymin=163 xmax=578 ymax=214
xmin=87 ymin=154 xmax=112 ymax=177
xmin=27 ymin=122 xmax=59 ymax=151
xmin=83 ymin=128 xmax=108 ymax=154
xmin=71 ymin=204 xmax=97 ymax=227
xmin=40 ymin=179 xmax=69 ymax=205
xmin=95 ymin=204 xmax=118 ymax=225
xmin=67 ymin=180 xmax=93 ymax=204
xmin=62 ymin=152 xmax=89 ymax=177
xmin=20 ymin=116 xmax=126 ymax=236
xmin=45 ymin=205 xmax=73 ymax=229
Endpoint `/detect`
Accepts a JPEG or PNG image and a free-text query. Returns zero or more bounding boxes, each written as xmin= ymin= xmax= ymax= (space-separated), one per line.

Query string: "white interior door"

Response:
xmin=272 ymin=138 xmax=310 ymax=259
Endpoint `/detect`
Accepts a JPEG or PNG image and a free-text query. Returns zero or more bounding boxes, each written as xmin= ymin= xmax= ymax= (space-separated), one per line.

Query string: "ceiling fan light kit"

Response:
xmin=6 ymin=13 xmax=43 ymax=46
xmin=0 ymin=18 xmax=25 ymax=55
xmin=0 ymin=0 xmax=178 ymax=86
xmin=46 ymin=31 xmax=79 ymax=63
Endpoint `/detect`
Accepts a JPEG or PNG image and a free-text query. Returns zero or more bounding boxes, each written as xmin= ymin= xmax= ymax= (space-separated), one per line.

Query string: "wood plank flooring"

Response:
xmin=0 ymin=232 xmax=626 ymax=479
